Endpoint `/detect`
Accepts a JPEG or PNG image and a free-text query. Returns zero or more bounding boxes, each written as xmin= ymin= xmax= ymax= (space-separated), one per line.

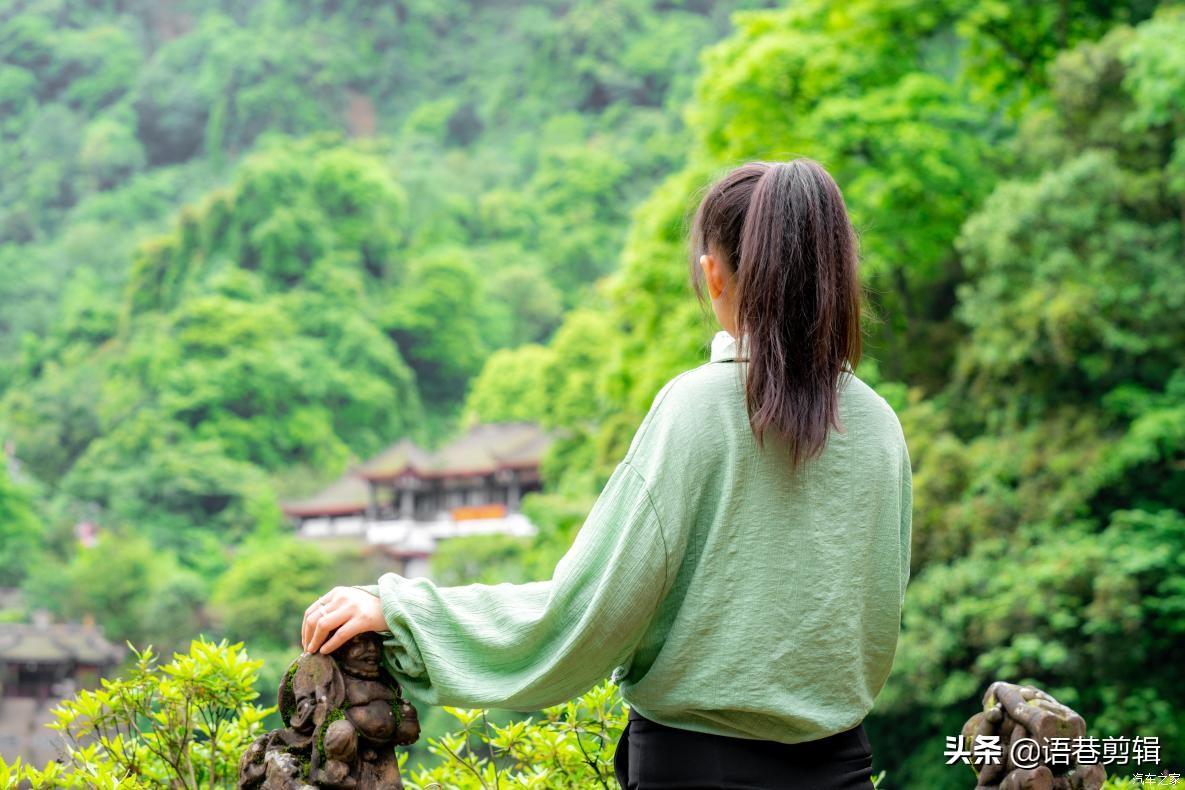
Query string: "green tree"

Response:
xmin=461 ymin=345 xmax=555 ymax=426
xmin=878 ymin=510 xmax=1185 ymax=787
xmin=483 ymin=261 xmax=564 ymax=346
xmin=0 ymin=463 xmax=41 ymax=586
xmin=22 ymin=530 xmax=207 ymax=654
xmin=953 ymin=149 xmax=1185 ymax=419
xmin=385 ymin=247 xmax=490 ymax=409
xmin=865 ymin=10 xmax=1185 ymax=785
xmin=209 ymin=537 xmax=342 ymax=651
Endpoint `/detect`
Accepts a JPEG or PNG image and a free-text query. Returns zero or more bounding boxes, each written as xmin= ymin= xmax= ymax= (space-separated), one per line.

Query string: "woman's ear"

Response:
xmin=700 ymin=253 xmax=725 ymax=300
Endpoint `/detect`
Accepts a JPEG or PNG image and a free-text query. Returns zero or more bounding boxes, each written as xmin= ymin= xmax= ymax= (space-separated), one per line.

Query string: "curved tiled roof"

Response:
xmin=0 ymin=622 xmax=124 ymax=665
xmin=282 ymin=422 xmax=555 ymax=518
xmin=281 ymin=470 xmax=371 ymax=518
xmin=354 ymin=437 xmax=433 ymax=481
xmin=358 ymin=422 xmax=553 ymax=481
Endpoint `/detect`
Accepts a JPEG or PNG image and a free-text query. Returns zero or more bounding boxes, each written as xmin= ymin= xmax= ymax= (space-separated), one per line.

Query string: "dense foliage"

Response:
xmin=1 ymin=0 xmax=1182 ymax=786
xmin=401 ymin=680 xmax=627 ymax=790
xmin=0 ymin=638 xmax=271 ymax=789
xmin=0 ymin=0 xmax=768 ymax=619
xmin=469 ymin=1 xmax=1185 ymax=785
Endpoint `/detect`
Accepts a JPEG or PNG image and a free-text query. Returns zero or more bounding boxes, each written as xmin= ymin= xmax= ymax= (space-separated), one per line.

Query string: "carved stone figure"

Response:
xmin=238 ymin=632 xmax=420 ymax=789
xmin=961 ymin=681 xmax=1107 ymax=790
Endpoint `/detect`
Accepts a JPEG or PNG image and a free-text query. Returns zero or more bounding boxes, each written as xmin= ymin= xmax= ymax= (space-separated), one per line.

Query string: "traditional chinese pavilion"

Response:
xmin=282 ymin=422 xmax=556 ymax=574
xmin=0 ymin=612 xmax=124 ymax=764
xmin=0 ymin=615 xmax=123 ymax=700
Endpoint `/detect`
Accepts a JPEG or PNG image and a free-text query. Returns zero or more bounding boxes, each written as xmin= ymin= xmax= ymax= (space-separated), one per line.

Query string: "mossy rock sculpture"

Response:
xmin=961 ymin=681 xmax=1106 ymax=790
xmin=238 ymin=631 xmax=420 ymax=789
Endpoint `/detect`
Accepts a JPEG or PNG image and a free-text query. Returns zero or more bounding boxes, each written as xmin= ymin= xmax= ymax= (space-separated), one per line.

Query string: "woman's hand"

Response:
xmin=301 ymin=586 xmax=387 ymax=655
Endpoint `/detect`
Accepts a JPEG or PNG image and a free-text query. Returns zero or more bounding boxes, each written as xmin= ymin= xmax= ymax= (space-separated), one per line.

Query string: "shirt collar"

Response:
xmin=710 ymin=330 xmax=741 ymax=362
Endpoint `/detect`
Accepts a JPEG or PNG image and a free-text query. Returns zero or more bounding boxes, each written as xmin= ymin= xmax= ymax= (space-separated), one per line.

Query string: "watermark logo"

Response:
xmin=945 ymin=735 xmax=1163 ymax=767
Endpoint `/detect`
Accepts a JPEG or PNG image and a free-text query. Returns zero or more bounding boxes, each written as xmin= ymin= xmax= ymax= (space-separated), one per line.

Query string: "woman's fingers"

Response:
xmin=306 ymin=605 xmax=351 ymax=653
xmin=302 ymin=595 xmax=324 ymax=649
xmin=317 ymin=618 xmax=365 ymax=655
xmin=300 ymin=587 xmax=384 ymax=654
xmin=302 ymin=599 xmax=324 ymax=650
xmin=301 ymin=588 xmax=343 ymax=650
xmin=302 ymin=606 xmax=318 ymax=652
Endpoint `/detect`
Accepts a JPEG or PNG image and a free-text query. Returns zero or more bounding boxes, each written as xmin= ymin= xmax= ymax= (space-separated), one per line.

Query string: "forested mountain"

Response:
xmin=1 ymin=0 xmax=1183 ymax=786
xmin=0 ymin=0 xmax=772 ymax=565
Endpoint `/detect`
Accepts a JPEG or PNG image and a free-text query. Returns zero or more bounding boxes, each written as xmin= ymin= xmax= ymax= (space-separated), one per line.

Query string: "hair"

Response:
xmin=687 ymin=158 xmax=864 ymax=472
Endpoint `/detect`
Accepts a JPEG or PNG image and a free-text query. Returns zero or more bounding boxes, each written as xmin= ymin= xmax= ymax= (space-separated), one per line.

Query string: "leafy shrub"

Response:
xmin=0 ymin=637 xmax=272 ymax=789
xmin=399 ymin=680 xmax=626 ymax=790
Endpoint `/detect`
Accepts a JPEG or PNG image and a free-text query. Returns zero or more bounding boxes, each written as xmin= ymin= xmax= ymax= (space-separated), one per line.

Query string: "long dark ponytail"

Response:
xmin=688 ymin=158 xmax=864 ymax=472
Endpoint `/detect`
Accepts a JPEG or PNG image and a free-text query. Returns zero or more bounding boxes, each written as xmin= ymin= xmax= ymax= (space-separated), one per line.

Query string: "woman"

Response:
xmin=301 ymin=158 xmax=913 ymax=789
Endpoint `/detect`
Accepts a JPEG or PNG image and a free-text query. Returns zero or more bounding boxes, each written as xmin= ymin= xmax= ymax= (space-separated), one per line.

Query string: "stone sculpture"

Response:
xmin=238 ymin=631 xmax=420 ymax=789
xmin=962 ymin=681 xmax=1107 ymax=790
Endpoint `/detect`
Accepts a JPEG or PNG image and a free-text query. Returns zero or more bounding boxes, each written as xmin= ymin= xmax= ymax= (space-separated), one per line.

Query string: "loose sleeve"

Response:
xmin=357 ymin=459 xmax=674 ymax=710
xmin=899 ymin=438 xmax=913 ymax=609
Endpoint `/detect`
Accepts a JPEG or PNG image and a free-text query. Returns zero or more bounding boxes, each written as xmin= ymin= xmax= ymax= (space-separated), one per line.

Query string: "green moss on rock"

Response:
xmin=279 ymin=660 xmax=300 ymax=721
xmin=318 ymin=706 xmax=347 ymax=764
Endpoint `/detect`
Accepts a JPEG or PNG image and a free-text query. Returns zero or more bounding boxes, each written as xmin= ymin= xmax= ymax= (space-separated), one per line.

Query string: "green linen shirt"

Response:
xmin=353 ymin=329 xmax=912 ymax=743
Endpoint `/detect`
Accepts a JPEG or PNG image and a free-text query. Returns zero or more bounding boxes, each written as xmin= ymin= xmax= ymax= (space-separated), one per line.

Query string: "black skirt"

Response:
xmin=613 ymin=707 xmax=875 ymax=790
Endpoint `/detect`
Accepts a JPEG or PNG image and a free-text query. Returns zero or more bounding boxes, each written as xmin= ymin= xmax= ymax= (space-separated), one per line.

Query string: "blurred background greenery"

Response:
xmin=0 ymin=0 xmax=1182 ymax=785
